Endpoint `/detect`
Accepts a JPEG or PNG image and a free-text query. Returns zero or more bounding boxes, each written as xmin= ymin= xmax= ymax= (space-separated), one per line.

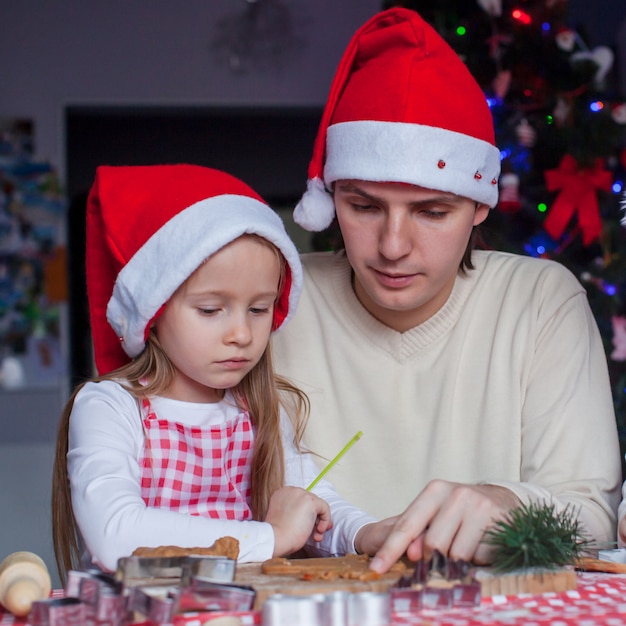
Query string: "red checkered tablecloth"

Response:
xmin=393 ymin=572 xmax=626 ymax=625
xmin=3 ymin=573 xmax=626 ymax=625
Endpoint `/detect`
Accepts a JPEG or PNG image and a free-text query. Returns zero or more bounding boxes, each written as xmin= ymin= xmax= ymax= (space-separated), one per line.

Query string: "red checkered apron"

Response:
xmin=138 ymin=397 xmax=254 ymax=520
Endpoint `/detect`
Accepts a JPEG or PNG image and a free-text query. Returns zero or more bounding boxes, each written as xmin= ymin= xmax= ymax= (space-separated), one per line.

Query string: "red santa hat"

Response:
xmin=87 ymin=164 xmax=302 ymax=375
xmin=294 ymin=7 xmax=501 ymax=231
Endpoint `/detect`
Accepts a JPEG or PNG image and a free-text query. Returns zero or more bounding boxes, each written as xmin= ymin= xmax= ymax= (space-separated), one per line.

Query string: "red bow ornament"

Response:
xmin=543 ymin=155 xmax=612 ymax=246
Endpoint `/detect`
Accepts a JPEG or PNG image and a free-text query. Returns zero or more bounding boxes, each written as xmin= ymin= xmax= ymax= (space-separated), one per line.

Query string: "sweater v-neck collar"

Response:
xmin=330 ymin=252 xmax=479 ymax=361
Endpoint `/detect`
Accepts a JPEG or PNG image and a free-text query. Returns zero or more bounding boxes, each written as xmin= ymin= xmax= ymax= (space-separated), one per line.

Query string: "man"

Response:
xmin=272 ymin=7 xmax=621 ymax=573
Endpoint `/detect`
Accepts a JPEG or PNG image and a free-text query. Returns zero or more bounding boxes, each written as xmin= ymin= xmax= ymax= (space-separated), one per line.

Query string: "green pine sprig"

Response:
xmin=484 ymin=502 xmax=590 ymax=573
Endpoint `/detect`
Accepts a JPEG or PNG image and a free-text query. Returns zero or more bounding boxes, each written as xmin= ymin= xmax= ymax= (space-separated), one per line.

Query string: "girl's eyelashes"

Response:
xmin=196 ymin=305 xmax=273 ymax=315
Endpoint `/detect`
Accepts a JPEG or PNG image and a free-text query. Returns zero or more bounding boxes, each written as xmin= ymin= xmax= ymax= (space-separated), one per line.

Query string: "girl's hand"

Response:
xmin=265 ymin=486 xmax=332 ymax=557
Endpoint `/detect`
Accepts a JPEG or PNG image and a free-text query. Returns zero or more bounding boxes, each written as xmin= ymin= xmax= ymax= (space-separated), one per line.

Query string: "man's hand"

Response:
xmin=354 ymin=516 xmax=399 ymax=556
xmin=265 ymin=486 xmax=332 ymax=557
xmin=369 ymin=480 xmax=520 ymax=573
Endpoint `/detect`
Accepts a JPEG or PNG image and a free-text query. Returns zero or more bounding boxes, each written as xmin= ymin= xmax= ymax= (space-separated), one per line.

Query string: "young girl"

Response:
xmin=52 ymin=164 xmax=386 ymax=582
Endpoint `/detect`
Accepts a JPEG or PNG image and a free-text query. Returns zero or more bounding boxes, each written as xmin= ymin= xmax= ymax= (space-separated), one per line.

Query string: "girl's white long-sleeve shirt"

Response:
xmin=68 ymin=382 xmax=376 ymax=572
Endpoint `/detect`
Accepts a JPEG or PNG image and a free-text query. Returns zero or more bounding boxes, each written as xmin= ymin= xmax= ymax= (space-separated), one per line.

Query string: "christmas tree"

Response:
xmin=380 ymin=0 xmax=626 ymax=470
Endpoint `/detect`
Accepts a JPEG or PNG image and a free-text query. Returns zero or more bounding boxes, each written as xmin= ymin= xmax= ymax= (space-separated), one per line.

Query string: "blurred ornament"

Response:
xmin=610 ymin=316 xmax=626 ymax=360
xmin=571 ymin=46 xmax=614 ymax=85
xmin=510 ymin=67 xmax=550 ymax=109
xmin=544 ymin=155 xmax=612 ymax=246
xmin=555 ymin=27 xmax=576 ymax=52
xmin=515 ymin=118 xmax=537 ymax=147
xmin=493 ymin=69 xmax=512 ymax=99
xmin=553 ymin=97 xmax=573 ymax=126
xmin=0 ymin=356 xmax=25 ymax=389
xmin=498 ymin=172 xmax=521 ymax=212
xmin=580 ymin=272 xmax=618 ymax=296
xmin=486 ymin=33 xmax=513 ymax=62
xmin=612 ymin=104 xmax=626 ymax=125
xmin=476 ymin=0 xmax=502 ymax=16
xmin=523 ymin=232 xmax=557 ymax=258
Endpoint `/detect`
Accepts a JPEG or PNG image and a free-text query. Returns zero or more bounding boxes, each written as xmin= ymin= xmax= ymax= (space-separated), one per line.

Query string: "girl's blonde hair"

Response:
xmin=52 ymin=235 xmax=308 ymax=583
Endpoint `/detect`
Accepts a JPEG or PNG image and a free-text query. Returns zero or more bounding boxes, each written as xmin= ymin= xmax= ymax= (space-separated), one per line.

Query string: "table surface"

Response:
xmin=3 ymin=572 xmax=626 ymax=625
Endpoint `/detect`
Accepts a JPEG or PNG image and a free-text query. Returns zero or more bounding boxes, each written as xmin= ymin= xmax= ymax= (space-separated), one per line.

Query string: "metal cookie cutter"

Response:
xmin=29 ymin=597 xmax=86 ymax=626
xmin=315 ymin=591 xmax=349 ymax=626
xmin=177 ymin=580 xmax=256 ymax=613
xmin=116 ymin=554 xmax=236 ymax=587
xmin=348 ymin=591 xmax=390 ymax=626
xmin=63 ymin=569 xmax=128 ymax=624
xmin=76 ymin=570 xmax=127 ymax=624
xmin=392 ymin=550 xmax=481 ymax=612
xmin=64 ymin=569 xmax=104 ymax=597
xmin=261 ymin=590 xmax=390 ymax=626
xmin=126 ymin=585 xmax=178 ymax=624
xmin=262 ymin=594 xmax=324 ymax=626
xmin=128 ymin=582 xmax=255 ymax=622
xmin=126 ymin=566 xmax=253 ymax=623
xmin=181 ymin=556 xmax=237 ymax=586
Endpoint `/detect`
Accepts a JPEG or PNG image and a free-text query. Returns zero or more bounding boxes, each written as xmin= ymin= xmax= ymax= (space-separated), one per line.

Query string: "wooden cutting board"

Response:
xmin=473 ymin=566 xmax=577 ymax=596
xmin=234 ymin=555 xmax=409 ymax=609
xmin=234 ymin=556 xmax=582 ymax=608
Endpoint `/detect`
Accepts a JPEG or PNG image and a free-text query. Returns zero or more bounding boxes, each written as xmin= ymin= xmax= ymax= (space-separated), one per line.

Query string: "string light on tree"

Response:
xmin=511 ymin=8 xmax=532 ymax=25
xmin=580 ymin=272 xmax=618 ymax=297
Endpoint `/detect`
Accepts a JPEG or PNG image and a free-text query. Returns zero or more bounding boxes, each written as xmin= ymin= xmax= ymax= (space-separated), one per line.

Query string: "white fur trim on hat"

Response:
xmin=293 ymin=177 xmax=336 ymax=231
xmin=107 ymin=194 xmax=302 ymax=359
xmin=324 ymin=121 xmax=501 ymax=207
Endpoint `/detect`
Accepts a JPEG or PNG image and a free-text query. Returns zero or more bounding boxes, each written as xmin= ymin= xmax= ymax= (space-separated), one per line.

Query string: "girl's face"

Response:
xmin=154 ymin=235 xmax=281 ymax=403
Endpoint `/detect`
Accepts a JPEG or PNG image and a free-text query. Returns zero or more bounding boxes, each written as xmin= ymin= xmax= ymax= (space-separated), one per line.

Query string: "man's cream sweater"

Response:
xmin=272 ymin=249 xmax=621 ymax=545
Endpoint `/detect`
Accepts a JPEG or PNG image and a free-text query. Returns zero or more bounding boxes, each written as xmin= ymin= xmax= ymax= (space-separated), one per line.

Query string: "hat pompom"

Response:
xmin=293 ymin=178 xmax=336 ymax=232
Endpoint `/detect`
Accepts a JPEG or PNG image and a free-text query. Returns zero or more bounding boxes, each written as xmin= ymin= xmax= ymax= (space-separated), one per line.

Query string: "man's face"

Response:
xmin=334 ymin=180 xmax=489 ymax=332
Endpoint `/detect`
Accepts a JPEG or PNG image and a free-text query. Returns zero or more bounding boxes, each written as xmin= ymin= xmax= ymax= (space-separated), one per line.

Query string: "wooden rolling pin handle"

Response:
xmin=0 ymin=551 xmax=52 ymax=617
